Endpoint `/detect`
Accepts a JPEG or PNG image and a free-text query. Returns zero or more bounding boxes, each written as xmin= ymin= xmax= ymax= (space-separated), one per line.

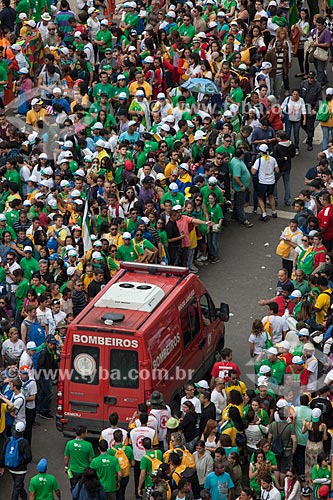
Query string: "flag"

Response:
xmin=82 ymin=198 xmax=92 ymax=254
xmin=289 ymin=0 xmax=297 ymax=27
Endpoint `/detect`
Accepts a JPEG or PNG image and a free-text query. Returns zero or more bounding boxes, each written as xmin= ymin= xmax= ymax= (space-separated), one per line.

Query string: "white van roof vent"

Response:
xmin=95 ymin=282 xmax=165 ymax=312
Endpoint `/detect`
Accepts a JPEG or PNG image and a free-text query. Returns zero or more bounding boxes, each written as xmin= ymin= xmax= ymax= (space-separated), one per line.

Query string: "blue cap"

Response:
xmin=37 ymin=458 xmax=48 ymax=472
xmin=49 ymin=253 xmax=60 ymax=260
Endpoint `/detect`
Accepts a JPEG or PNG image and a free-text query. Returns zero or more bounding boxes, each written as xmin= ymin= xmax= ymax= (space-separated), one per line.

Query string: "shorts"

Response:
xmin=256 ymin=182 xmax=275 ymax=199
xmin=277 ymin=450 xmax=292 ymax=473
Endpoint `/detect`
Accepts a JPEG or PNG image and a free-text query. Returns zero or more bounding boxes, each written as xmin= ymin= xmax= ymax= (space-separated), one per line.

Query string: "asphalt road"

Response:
xmin=1 ymin=70 xmax=327 ymax=498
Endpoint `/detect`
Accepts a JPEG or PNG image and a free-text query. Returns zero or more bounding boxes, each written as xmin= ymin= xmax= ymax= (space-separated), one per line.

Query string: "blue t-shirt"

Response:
xmin=204 ymin=471 xmax=234 ymax=500
xmin=119 ymin=131 xmax=140 ymax=144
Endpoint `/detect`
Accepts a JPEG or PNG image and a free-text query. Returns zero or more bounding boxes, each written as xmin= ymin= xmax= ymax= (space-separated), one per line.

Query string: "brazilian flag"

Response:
xmin=289 ymin=0 xmax=297 ymax=26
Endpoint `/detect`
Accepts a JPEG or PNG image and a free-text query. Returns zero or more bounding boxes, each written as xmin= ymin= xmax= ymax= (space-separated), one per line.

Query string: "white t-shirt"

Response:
xmin=305 ymin=355 xmax=318 ymax=391
xmin=248 ymin=331 xmax=267 ymax=355
xmin=252 ymin=156 xmax=278 ymax=185
xmin=100 ymin=426 xmax=127 ymax=448
xmin=262 ymin=315 xmax=285 ymax=344
xmin=22 ymin=378 xmax=37 ymax=410
xmin=134 ymin=414 xmax=158 ymax=432
xmin=130 ymin=426 xmax=158 ymax=461
xmin=180 ymin=395 xmax=202 ymax=414
xmin=11 ymin=392 xmax=26 ymax=425
xmin=211 ymin=388 xmax=227 ymax=419
xmin=281 ymin=97 xmax=306 ymax=122
xmin=150 ymin=407 xmax=171 ymax=441
xmin=19 ymin=351 xmax=34 ymax=378
xmin=1 ymin=339 xmax=26 ymax=361
xmin=260 ymin=486 xmax=281 ymax=500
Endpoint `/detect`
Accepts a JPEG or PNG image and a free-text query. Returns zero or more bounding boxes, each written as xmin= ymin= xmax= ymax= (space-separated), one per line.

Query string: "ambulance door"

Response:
xmin=199 ymin=293 xmax=218 ymax=358
xmin=179 ymin=297 xmax=203 ymax=370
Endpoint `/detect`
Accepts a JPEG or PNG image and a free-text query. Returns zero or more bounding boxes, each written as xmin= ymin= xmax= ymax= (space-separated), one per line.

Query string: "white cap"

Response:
xmin=23 ymin=200 xmax=31 ymax=206
xmin=11 ymin=43 xmax=22 ymax=51
xmin=197 ymin=32 xmax=207 ymax=38
xmin=28 ymin=174 xmax=38 ymax=183
xmin=68 ymin=249 xmax=77 ymax=257
xmin=67 ymin=266 xmax=76 ymax=276
xmin=93 ymin=240 xmax=102 ymax=246
xmin=298 ymin=327 xmax=310 ymax=336
xmin=19 ymin=13 xmax=27 ymax=19
xmin=15 ymin=421 xmax=25 ymax=432
xmin=88 ymin=6 xmax=97 ymax=14
xmin=173 ymin=204 xmax=182 ymax=210
xmin=31 ymin=98 xmax=42 ymax=106
xmin=19 ymin=68 xmax=29 ymax=74
xmin=39 ymin=153 xmax=48 ymax=160
xmin=169 ymin=182 xmax=179 ymax=191
xmin=47 ymin=198 xmax=57 ymax=207
xmin=194 ymin=130 xmax=205 ymax=141
xmin=117 ymin=74 xmax=126 ymax=80
xmin=208 ymin=21 xmax=218 ymax=28
xmin=267 ymin=347 xmax=278 ymax=355
xmin=123 ymin=232 xmax=132 ymax=240
xmin=261 ymin=61 xmax=272 ymax=70
xmin=64 ymin=140 xmax=73 ymax=148
xmin=257 ymin=376 xmax=268 ymax=387
xmin=27 ymin=19 xmax=36 ymax=27
xmin=276 ymin=340 xmax=291 ymax=351
xmin=276 ymin=399 xmax=288 ymax=409
xmin=95 ymin=139 xmax=105 ymax=148
xmin=292 ymin=356 xmax=304 ymax=365
xmin=259 ymin=144 xmax=269 ymax=152
xmin=161 ymin=124 xmax=170 ymax=132
xmin=259 ymin=365 xmax=271 ymax=374
xmin=100 ymin=19 xmax=109 ymax=26
xmin=92 ymin=251 xmax=102 ymax=259
xmin=53 ymin=87 xmax=62 ymax=94
xmin=92 ymin=122 xmax=103 ymax=130
xmin=223 ymin=110 xmax=232 ymax=118
xmin=144 ymin=56 xmax=154 ymax=63
xmin=136 ymin=89 xmax=145 ymax=97
xmin=24 ymin=246 xmax=33 ymax=252
xmin=74 ymin=199 xmax=83 ymax=206
xmin=157 ymin=92 xmax=166 ymax=99
xmin=26 ymin=341 xmax=37 ymax=350
xmin=41 ymin=12 xmax=51 ymax=20
xmin=42 ymin=167 xmax=53 ymax=176
xmin=74 ymin=31 xmax=82 ymax=38
xmin=326 ymin=87 xmax=333 ymax=96
xmin=179 ymin=163 xmax=189 ymax=171
xmin=39 ymin=180 xmax=49 ymax=187
xmin=194 ymin=380 xmax=209 ymax=389
xmin=71 ymin=190 xmax=81 ymax=197
xmin=166 ymin=10 xmax=176 ymax=17
xmin=164 ymin=115 xmax=175 ymax=123
xmin=208 ymin=176 xmax=217 ymax=184
xmin=118 ymin=92 xmax=127 ymax=99
xmin=303 ymin=342 xmax=315 ymax=351
xmin=60 ymin=180 xmax=70 ymax=187
xmin=312 ymin=408 xmax=322 ymax=420
xmin=128 ymin=120 xmax=137 ymax=127
xmin=65 ymin=245 xmax=75 ymax=251
xmin=74 ymin=169 xmax=85 ymax=177
xmin=128 ymin=45 xmax=136 ymax=51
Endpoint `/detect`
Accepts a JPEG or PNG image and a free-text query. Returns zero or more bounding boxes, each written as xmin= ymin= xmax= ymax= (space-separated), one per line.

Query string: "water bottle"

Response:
xmin=65 ymin=466 xmax=73 ymax=479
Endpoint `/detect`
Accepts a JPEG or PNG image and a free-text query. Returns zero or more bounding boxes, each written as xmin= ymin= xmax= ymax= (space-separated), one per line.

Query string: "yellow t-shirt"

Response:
xmin=315 ymin=289 xmax=332 ymax=324
xmin=0 ymin=402 xmax=6 ymax=434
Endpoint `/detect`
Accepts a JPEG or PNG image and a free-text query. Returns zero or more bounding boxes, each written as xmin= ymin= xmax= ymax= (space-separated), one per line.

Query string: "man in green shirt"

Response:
xmin=107 ymin=429 xmax=135 ymax=500
xmin=29 ymin=458 xmax=61 ymax=500
xmin=122 ymin=2 xmax=139 ymax=35
xmin=20 ymin=246 xmax=39 ymax=280
xmin=138 ymin=437 xmax=163 ymax=497
xmin=161 ymin=183 xmax=185 ymax=208
xmin=64 ymin=425 xmax=95 ymax=490
xmin=178 ymin=14 xmax=196 ymax=48
xmin=94 ymin=20 xmax=113 ymax=58
xmin=0 ymin=214 xmax=16 ymax=240
xmin=292 ymin=269 xmax=311 ymax=296
xmin=116 ymin=232 xmax=144 ymax=262
xmin=14 ymin=268 xmax=30 ymax=325
xmin=93 ymin=71 xmax=114 ymax=101
xmin=260 ymin=347 xmax=286 ymax=385
xmin=91 ymin=439 xmax=121 ymax=497
xmin=215 ymin=134 xmax=235 ymax=157
xmin=200 ymin=177 xmax=224 ymax=207
xmin=230 ymin=149 xmax=253 ymax=227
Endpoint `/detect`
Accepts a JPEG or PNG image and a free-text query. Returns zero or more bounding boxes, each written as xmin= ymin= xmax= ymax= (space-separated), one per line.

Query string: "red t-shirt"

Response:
xmin=318 ymin=205 xmax=333 ymax=241
xmin=314 ymin=245 xmax=327 ymax=269
xmin=279 ymin=352 xmax=293 ymax=366
xmin=285 ymin=365 xmax=310 ymax=385
xmin=273 ymin=296 xmax=286 ymax=316
xmin=211 ymin=361 xmax=241 ymax=380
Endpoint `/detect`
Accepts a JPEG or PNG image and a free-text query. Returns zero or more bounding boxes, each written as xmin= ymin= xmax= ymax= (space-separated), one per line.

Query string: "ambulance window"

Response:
xmin=110 ymin=349 xmax=139 ymax=389
xmin=180 ymin=298 xmax=200 ymax=348
xmin=200 ymin=293 xmax=216 ymax=325
xmin=71 ymin=346 xmax=99 ymax=385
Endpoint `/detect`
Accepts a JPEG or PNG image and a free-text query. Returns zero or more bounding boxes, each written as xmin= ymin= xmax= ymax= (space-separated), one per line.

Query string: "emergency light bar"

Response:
xmin=120 ymin=262 xmax=190 ymax=276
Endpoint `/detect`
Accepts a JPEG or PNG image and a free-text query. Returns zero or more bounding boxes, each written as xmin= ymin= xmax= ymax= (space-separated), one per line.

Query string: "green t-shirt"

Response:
xmin=200 ymin=185 xmax=224 ymax=206
xmin=5 ymin=209 xmax=19 ymax=228
xmin=261 ymin=359 xmax=286 ymax=385
xmin=292 ymin=279 xmax=311 ymax=296
xmin=215 ymin=144 xmax=235 ymax=157
xmin=107 ymin=444 xmax=134 ymax=462
xmin=161 ymin=192 xmax=185 ymax=207
xmin=0 ymin=226 xmax=17 ymax=241
xmin=20 ymin=256 xmax=39 ymax=280
xmin=32 ymin=284 xmax=47 ymax=296
xmin=93 ymin=82 xmax=114 ymax=100
xmin=230 ymin=157 xmax=251 ymax=191
xmin=90 ymin=453 xmax=120 ymax=493
xmin=140 ymin=450 xmax=164 ymax=487
xmin=116 ymin=241 xmax=143 ymax=262
xmin=95 ymin=29 xmax=113 ymax=53
xmin=207 ymin=203 xmax=224 ymax=228
xmin=64 ymin=438 xmax=95 ymax=473
xmin=16 ymin=278 xmax=30 ymax=311
xmin=178 ymin=23 xmax=196 ymax=47
xmin=29 ymin=473 xmax=59 ymax=500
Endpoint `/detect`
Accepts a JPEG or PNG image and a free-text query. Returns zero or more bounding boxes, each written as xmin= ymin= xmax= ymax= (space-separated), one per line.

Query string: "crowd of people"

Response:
xmin=0 ymin=0 xmax=333 ymax=498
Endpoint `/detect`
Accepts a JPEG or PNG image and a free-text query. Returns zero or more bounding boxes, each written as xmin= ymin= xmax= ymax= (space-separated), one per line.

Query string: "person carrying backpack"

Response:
xmin=107 ymin=429 xmax=134 ymax=500
xmin=0 ymin=420 xmax=32 ymax=500
xmin=138 ymin=437 xmax=163 ymax=499
xmin=90 ymin=439 xmax=122 ymax=499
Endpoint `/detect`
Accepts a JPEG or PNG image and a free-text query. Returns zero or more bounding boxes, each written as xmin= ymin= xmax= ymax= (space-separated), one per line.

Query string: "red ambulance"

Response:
xmin=56 ymin=263 xmax=229 ymax=437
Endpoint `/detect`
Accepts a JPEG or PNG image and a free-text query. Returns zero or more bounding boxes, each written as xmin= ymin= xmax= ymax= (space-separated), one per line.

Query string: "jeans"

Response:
xmin=175 ymin=247 xmax=189 ymax=267
xmin=116 ymin=476 xmax=129 ymax=500
xmin=293 ymin=444 xmax=306 ymax=476
xmin=302 ymin=113 xmax=316 ymax=142
xmin=70 ymin=472 xmax=82 ymax=492
xmin=322 ymin=126 xmax=333 ymax=151
xmin=207 ymin=231 xmax=219 ymax=258
xmin=314 ymin=58 xmax=328 ymax=85
xmin=187 ymin=248 xmax=195 ymax=269
xmin=37 ymin=378 xmax=53 ymax=415
xmin=272 ymin=73 xmax=284 ymax=103
xmin=233 ymin=190 xmax=247 ymax=223
xmin=24 ymin=407 xmax=35 ymax=444
xmin=285 ymin=119 xmax=301 ymax=148
xmin=274 ymin=171 xmax=291 ymax=205
xmin=10 ymin=472 xmax=27 ymax=500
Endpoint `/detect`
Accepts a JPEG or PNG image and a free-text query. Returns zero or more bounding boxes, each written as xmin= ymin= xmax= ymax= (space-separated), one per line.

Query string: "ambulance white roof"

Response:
xmin=94 ymin=282 xmax=165 ymax=312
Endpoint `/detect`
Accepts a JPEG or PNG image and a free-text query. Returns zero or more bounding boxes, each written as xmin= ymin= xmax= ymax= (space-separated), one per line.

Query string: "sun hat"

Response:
xmin=266 ymin=347 xmax=278 ymax=355
xmin=194 ymin=380 xmax=209 ymax=389
xmin=311 ymin=408 xmax=322 ymax=422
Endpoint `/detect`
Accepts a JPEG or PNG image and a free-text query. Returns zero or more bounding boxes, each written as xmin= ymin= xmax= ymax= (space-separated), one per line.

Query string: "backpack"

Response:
xmin=111 ymin=446 xmax=130 ymax=477
xmin=146 ymin=451 xmax=163 ymax=472
xmin=236 ymin=432 xmax=247 ymax=448
xmin=24 ymin=320 xmax=46 ymax=347
xmin=4 ymin=436 xmax=24 ymax=468
xmin=263 ymin=316 xmax=273 ymax=338
xmin=271 ymin=422 xmax=290 ymax=458
xmin=174 ymin=447 xmax=195 ymax=468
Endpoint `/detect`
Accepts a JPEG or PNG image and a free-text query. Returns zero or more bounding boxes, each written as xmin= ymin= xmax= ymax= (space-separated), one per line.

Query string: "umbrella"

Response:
xmin=181 ymin=78 xmax=219 ymax=94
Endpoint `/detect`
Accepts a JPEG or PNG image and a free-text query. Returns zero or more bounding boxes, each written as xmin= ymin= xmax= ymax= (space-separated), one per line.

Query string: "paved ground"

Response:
xmin=0 ymin=62 xmax=327 ymax=497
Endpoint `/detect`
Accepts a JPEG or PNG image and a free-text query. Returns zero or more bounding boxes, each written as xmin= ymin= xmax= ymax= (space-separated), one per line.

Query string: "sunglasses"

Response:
xmin=302 ymin=239 xmax=308 ymax=242
xmin=110 ymin=250 xmax=117 ymax=253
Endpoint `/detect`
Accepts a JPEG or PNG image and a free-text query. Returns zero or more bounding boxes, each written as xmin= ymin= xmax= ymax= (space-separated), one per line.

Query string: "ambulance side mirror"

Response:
xmin=217 ymin=302 xmax=229 ymax=322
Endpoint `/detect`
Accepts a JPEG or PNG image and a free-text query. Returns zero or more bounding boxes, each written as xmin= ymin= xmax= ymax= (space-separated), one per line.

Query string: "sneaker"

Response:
xmin=295 ymin=148 xmax=300 ymax=156
xmin=252 ymin=208 xmax=257 ymax=214
xmin=196 ymin=255 xmax=207 ymax=262
xmin=307 ymin=143 xmax=313 ymax=151
xmin=210 ymin=257 xmax=220 ymax=263
xmin=38 ymin=412 xmax=53 ymax=419
xmin=242 ymin=220 xmax=253 ymax=228
xmin=271 ymin=212 xmax=278 ymax=218
xmin=190 ymin=264 xmax=198 ymax=272
xmin=259 ymin=215 xmax=268 ymax=222
xmin=189 ymin=268 xmax=198 ymax=274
